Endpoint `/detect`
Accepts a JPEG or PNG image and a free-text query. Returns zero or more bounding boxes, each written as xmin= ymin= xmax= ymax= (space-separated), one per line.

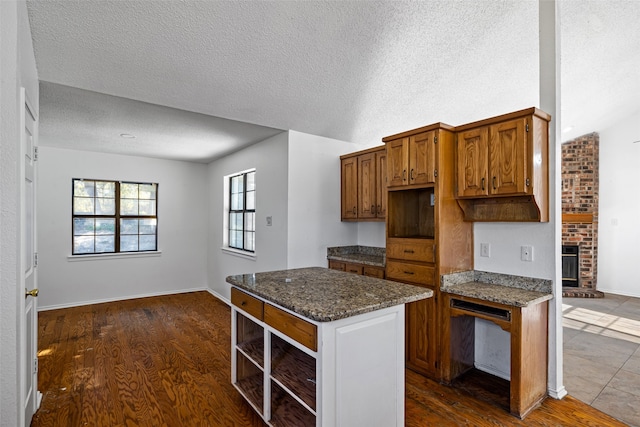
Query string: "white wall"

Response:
xmin=36 ymin=147 xmax=208 ymax=309
xmin=1 ymin=0 xmax=39 ymax=424
xmin=597 ymin=109 xmax=640 ymax=297
xmin=287 ymin=131 xmax=360 ymax=268
xmin=207 ymin=132 xmax=290 ymax=301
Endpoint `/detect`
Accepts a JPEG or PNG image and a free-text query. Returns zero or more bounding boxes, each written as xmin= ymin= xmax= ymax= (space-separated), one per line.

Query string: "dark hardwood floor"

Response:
xmin=32 ymin=291 xmax=626 ymax=427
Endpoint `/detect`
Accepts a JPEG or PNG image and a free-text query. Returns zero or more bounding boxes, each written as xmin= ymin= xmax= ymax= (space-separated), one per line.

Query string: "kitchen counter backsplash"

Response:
xmin=327 ymin=245 xmax=385 ymax=267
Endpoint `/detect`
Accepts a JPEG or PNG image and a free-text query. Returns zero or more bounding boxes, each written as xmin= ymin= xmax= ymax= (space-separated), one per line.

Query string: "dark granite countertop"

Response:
xmin=326 ymin=245 xmax=385 ymax=267
xmin=441 ymin=270 xmax=553 ymax=307
xmin=226 ymin=267 xmax=431 ymax=322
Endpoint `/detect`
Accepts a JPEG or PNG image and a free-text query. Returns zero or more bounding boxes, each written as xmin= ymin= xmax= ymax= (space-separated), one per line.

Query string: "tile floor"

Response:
xmin=563 ymin=293 xmax=640 ymax=427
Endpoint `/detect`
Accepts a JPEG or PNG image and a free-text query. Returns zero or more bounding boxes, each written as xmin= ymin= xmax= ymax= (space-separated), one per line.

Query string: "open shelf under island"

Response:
xmin=226 ymin=267 xmax=432 ymax=427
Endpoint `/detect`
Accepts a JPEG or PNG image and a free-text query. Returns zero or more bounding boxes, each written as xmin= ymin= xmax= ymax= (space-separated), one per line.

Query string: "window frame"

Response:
xmin=227 ymin=170 xmax=256 ymax=253
xmin=71 ymin=179 xmax=158 ymax=255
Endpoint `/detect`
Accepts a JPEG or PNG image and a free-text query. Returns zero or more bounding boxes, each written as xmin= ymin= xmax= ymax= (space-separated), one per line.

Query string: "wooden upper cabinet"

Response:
xmin=341 ymin=156 xmax=358 ymax=220
xmin=386 ymin=131 xmax=437 ymax=188
xmin=358 ymin=152 xmax=377 ymax=219
xmin=489 ymin=117 xmax=527 ymax=196
xmin=376 ymin=149 xmax=387 ymax=218
xmin=409 ymin=131 xmax=437 ymax=185
xmin=386 ymin=137 xmax=408 ymax=187
xmin=456 ymin=127 xmax=489 ymax=197
xmin=455 ymin=107 xmax=551 ymax=222
xmin=340 ymin=146 xmax=386 ymax=221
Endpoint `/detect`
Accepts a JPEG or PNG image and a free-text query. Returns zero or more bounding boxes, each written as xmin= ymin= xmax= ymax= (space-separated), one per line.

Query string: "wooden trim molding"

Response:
xmin=562 ymin=213 xmax=594 ymax=224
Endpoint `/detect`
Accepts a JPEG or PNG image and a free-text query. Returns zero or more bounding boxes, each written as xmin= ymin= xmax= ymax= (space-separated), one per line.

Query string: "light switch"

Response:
xmin=266 ymin=216 xmax=272 ymax=226
xmin=480 ymin=243 xmax=490 ymax=257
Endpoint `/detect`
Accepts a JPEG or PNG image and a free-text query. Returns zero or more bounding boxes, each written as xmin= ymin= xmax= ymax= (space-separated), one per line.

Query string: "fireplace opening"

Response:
xmin=562 ymin=245 xmax=579 ymax=287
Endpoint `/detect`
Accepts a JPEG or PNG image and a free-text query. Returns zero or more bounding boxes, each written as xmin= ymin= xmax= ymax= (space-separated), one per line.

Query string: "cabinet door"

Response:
xmin=386 ymin=137 xmax=409 ymax=187
xmin=457 ymin=127 xmax=489 ymax=197
xmin=358 ymin=152 xmax=377 ymax=219
xmin=328 ymin=260 xmax=347 ymax=271
xmin=409 ymin=131 xmax=436 ymax=185
xmin=406 ymin=286 xmax=438 ymax=378
xmin=341 ymin=156 xmax=358 ymax=220
xmin=376 ymin=150 xmax=387 ymax=218
xmin=345 ymin=263 xmax=364 ymax=275
xmin=489 ymin=117 xmax=528 ymax=195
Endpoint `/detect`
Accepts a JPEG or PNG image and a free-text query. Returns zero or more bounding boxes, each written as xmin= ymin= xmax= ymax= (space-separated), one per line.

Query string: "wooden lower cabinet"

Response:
xmin=405 ymin=285 xmax=438 ymax=378
xmin=231 ymin=287 xmax=406 ymax=426
xmin=328 ymin=259 xmax=385 ymax=279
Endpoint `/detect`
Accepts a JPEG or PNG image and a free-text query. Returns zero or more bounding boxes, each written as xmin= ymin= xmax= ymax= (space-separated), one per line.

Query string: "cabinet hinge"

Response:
xmin=434 ymin=136 xmax=438 ymax=144
xmin=34 ymin=252 xmax=38 ymax=267
xmin=34 ymin=357 xmax=38 ymax=374
xmin=34 ymin=146 xmax=39 ymax=161
xmin=526 ymin=178 xmax=530 ymax=187
xmin=526 ymin=122 xmax=530 ymax=132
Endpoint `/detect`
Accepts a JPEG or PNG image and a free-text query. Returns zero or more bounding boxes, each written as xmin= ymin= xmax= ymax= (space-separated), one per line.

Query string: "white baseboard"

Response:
xmin=547 ymin=385 xmax=568 ymax=400
xmin=206 ymin=288 xmax=230 ymax=306
xmin=37 ymin=286 xmax=207 ymax=311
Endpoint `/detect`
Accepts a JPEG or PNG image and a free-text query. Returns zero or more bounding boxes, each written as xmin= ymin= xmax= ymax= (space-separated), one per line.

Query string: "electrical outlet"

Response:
xmin=521 ymin=245 xmax=533 ymax=262
xmin=480 ymin=243 xmax=491 ymax=257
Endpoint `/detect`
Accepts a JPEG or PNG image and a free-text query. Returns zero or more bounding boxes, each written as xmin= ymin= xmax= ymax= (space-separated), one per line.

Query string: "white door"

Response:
xmin=21 ymin=87 xmax=40 ymax=425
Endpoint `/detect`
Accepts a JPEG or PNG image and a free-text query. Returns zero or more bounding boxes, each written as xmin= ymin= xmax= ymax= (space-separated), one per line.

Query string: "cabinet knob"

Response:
xmin=371 ymin=204 xmax=375 ymax=214
xmin=403 ymin=169 xmax=407 ymax=181
xmin=493 ymin=176 xmax=497 ymax=190
xmin=481 ymin=177 xmax=485 ymax=191
xmin=377 ymin=204 xmax=381 ymax=214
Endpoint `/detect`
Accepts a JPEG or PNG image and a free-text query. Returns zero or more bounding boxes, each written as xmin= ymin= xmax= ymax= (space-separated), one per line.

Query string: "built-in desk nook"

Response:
xmin=440 ymin=271 xmax=553 ymax=419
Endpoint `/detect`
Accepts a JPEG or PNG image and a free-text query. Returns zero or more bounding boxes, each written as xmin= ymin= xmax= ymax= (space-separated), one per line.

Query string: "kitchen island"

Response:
xmin=226 ymin=267 xmax=432 ymax=427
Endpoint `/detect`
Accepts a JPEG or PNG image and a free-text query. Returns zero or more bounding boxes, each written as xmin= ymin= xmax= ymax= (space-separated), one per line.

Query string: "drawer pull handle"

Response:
xmin=404 ymin=250 xmax=414 ymax=254
xmin=404 ymin=271 xmax=415 ymax=275
xmin=241 ymin=301 xmax=247 ymax=306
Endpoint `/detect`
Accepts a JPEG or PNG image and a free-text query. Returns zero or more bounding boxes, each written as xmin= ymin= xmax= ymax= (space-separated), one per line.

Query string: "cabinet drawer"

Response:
xmin=363 ymin=266 xmax=385 ymax=279
xmin=345 ymin=263 xmax=364 ymax=275
xmin=387 ymin=238 xmax=435 ymax=263
xmin=231 ymin=288 xmax=264 ymax=321
xmin=385 ymin=261 xmax=435 ymax=286
xmin=265 ymin=304 xmax=318 ymax=352
xmin=328 ymin=260 xmax=346 ymax=271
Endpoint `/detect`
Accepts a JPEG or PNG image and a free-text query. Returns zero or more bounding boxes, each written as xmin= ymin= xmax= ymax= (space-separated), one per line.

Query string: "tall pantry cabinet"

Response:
xmin=383 ymin=123 xmax=473 ymax=379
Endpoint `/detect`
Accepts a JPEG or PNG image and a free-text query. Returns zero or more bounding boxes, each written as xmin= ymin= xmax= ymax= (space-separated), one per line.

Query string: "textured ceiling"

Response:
xmin=27 ymin=1 xmax=640 ymax=162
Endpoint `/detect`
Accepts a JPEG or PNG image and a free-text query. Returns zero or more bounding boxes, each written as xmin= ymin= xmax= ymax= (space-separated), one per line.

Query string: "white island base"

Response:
xmin=231 ymin=288 xmax=406 ymax=427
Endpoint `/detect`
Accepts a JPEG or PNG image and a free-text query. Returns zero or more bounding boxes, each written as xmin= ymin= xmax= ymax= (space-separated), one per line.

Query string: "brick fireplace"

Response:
xmin=561 ymin=133 xmax=600 ymax=297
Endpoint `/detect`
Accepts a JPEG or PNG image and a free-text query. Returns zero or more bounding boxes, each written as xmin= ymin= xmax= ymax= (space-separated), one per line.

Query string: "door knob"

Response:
xmin=25 ymin=288 xmax=39 ymax=298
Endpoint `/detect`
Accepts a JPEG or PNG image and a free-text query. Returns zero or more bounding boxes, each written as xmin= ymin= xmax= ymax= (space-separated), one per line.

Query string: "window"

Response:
xmin=72 ymin=179 xmax=158 ymax=255
xmin=228 ymin=170 xmax=255 ymax=252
